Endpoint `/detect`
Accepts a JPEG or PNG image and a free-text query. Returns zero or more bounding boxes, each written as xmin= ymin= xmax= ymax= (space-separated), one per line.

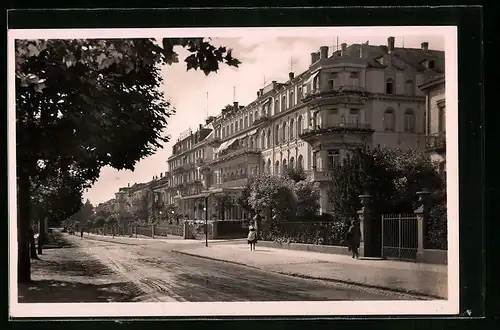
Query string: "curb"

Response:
xmin=172 ymin=250 xmax=443 ymax=300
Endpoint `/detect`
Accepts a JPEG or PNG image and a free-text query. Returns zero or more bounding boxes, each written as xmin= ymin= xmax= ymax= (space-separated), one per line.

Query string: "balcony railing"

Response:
xmin=425 ymin=133 xmax=446 ymax=151
xmin=300 ymin=121 xmax=373 ymax=139
xmin=172 ymin=163 xmax=196 ymax=173
xmin=210 ymin=147 xmax=262 ymax=165
xmin=196 ymin=158 xmax=206 ymax=166
xmin=302 ymin=85 xmax=369 ymax=102
xmin=213 ymin=177 xmax=249 ymax=189
xmin=253 ymin=115 xmax=270 ymax=126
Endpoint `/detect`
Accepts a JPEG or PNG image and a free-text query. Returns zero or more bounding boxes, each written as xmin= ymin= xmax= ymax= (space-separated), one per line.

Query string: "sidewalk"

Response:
xmin=172 ymin=242 xmax=448 ymax=299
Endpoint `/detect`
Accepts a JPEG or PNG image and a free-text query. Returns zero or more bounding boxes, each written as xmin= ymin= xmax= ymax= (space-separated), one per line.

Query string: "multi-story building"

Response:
xmin=99 ymin=36 xmax=445 ymax=220
xmin=200 ymin=36 xmax=444 ymax=216
xmin=419 ymin=73 xmax=446 ymax=177
xmin=95 ymin=198 xmax=116 ymax=215
xmin=167 ymin=122 xmax=215 ymax=219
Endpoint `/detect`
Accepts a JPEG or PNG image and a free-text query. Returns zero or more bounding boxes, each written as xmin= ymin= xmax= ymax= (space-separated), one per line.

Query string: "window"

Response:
xmin=249 ymin=137 xmax=254 ymax=149
xmin=289 ymin=90 xmax=295 ymax=108
xmin=289 ymin=157 xmax=295 ymax=169
xmin=384 ymin=109 xmax=396 ymax=131
xmin=231 ymin=123 xmax=234 ymax=135
xmin=282 ymin=122 xmax=287 ymax=141
xmin=297 ymin=116 xmax=303 ymax=136
xmin=386 ymin=78 xmax=394 ymax=95
xmin=298 ymin=87 xmax=302 ymax=100
xmin=404 ymin=109 xmax=415 ymax=132
xmin=428 ymin=60 xmax=435 ymax=69
xmin=275 ymin=160 xmax=280 ymax=174
xmin=267 ymin=159 xmax=271 ymax=173
xmin=350 ymin=72 xmax=359 ymax=79
xmin=282 ymin=95 xmax=286 ymax=110
xmin=260 ymin=131 xmax=265 ymax=149
xmin=274 ymin=98 xmax=279 ymax=114
xmin=348 ymin=109 xmax=360 ymax=126
xmin=313 ymin=75 xmax=319 ymax=90
xmin=275 ymin=125 xmax=280 ymax=144
xmin=267 ymin=128 xmax=271 ymax=148
xmin=222 ymin=127 xmax=226 ymax=138
xmin=239 ymin=119 xmax=243 ymax=130
xmin=282 ymin=159 xmax=288 ymax=171
xmin=249 ymin=113 xmax=253 ymax=125
xmin=405 ymin=79 xmax=414 ymax=96
xmin=328 ymin=80 xmax=334 ymax=90
xmin=244 ymin=116 xmax=248 ymax=128
xmin=289 ymin=118 xmax=295 ymax=139
xmin=298 ymin=155 xmax=304 ymax=170
xmin=438 ymin=105 xmax=446 ymax=133
xmin=254 ymin=111 xmax=258 ymax=121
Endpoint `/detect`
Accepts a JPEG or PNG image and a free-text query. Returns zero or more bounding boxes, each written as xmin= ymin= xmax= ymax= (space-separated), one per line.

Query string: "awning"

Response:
xmin=305 ymin=70 xmax=320 ymax=86
xmin=215 ymin=137 xmax=238 ymax=154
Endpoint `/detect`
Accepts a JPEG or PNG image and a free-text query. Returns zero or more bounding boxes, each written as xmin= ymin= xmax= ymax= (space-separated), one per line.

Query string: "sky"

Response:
xmin=83 ymin=33 xmax=445 ymax=205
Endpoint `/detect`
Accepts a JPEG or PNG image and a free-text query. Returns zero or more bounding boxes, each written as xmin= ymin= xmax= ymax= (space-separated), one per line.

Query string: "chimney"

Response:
xmin=128 ymin=183 xmax=130 ymax=187
xmin=387 ymin=36 xmax=395 ymax=54
xmin=257 ymin=90 xmax=261 ymax=97
xmin=160 ymin=172 xmax=163 ymax=178
xmin=199 ymin=123 xmax=202 ymax=130
xmin=272 ymin=80 xmax=277 ymax=89
xmin=233 ymin=101 xmax=239 ymax=111
xmin=259 ymin=88 xmax=263 ymax=96
xmin=421 ymin=42 xmax=429 ymax=52
xmin=341 ymin=43 xmax=347 ymax=56
xmin=289 ymin=72 xmax=294 ymax=80
xmin=319 ymin=46 xmax=329 ymax=60
xmin=310 ymin=52 xmax=317 ymax=65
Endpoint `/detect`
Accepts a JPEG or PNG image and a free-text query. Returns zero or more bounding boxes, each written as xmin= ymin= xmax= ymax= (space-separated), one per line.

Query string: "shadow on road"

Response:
xmin=18 ymin=279 xmax=138 ymax=303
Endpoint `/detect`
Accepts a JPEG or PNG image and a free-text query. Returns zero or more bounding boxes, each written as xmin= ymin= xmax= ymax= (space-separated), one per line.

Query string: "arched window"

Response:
xmin=289 ymin=118 xmax=295 ymax=139
xmin=267 ymin=159 xmax=271 ymax=173
xmin=235 ymin=121 xmax=238 ymax=132
xmin=289 ymin=90 xmax=295 ymax=108
xmin=283 ymin=159 xmax=288 ymax=171
xmin=282 ymin=121 xmax=287 ymax=141
xmin=315 ymin=112 xmax=322 ymax=129
xmin=298 ymin=155 xmax=304 ymax=170
xmin=297 ymin=116 xmax=303 ymax=136
xmin=384 ymin=109 xmax=396 ymax=132
xmin=260 ymin=131 xmax=266 ymax=149
xmin=386 ymin=78 xmax=394 ymax=95
xmin=275 ymin=124 xmax=280 ymax=144
xmin=404 ymin=109 xmax=415 ymax=132
xmin=405 ymin=79 xmax=414 ymax=96
xmin=281 ymin=95 xmax=286 ymax=111
xmin=244 ymin=116 xmax=248 ymax=128
xmin=222 ymin=127 xmax=226 ymax=138
xmin=267 ymin=128 xmax=271 ymax=148
xmin=249 ymin=113 xmax=253 ymax=125
xmin=274 ymin=98 xmax=279 ymax=115
xmin=289 ymin=157 xmax=295 ymax=169
xmin=275 ymin=160 xmax=280 ymax=174
xmin=254 ymin=111 xmax=258 ymax=121
xmin=249 ymin=136 xmax=254 ymax=149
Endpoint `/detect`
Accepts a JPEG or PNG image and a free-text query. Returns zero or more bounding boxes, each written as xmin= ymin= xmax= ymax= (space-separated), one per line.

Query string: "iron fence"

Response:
xmin=381 ymin=213 xmax=418 ymax=261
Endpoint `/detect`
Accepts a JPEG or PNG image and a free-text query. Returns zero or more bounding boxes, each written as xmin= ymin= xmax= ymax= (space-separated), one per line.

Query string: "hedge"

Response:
xmin=427 ymin=201 xmax=447 ymax=250
xmin=260 ymin=221 xmax=349 ymax=246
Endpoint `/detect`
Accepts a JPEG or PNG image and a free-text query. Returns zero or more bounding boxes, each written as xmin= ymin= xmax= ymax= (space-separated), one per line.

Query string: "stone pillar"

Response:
xmin=414 ymin=190 xmax=431 ymax=262
xmin=357 ymin=194 xmax=372 ymax=257
xmin=319 ymin=149 xmax=328 ymax=171
xmin=183 ymin=221 xmax=191 ymax=239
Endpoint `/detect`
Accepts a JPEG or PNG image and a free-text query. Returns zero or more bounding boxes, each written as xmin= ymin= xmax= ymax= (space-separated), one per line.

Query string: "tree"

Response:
xmin=293 ymin=181 xmax=321 ymax=220
xmin=248 ymin=174 xmax=297 ymax=222
xmin=93 ymin=215 xmax=106 ymax=233
xmin=16 ymin=38 xmax=240 ymax=282
xmin=237 ymin=178 xmax=255 ymax=217
xmin=328 ymin=147 xmax=444 ymax=222
xmin=213 ymin=193 xmax=234 ymax=220
xmin=105 ymin=215 xmax=119 ymax=238
xmin=283 ymin=167 xmax=307 ymax=182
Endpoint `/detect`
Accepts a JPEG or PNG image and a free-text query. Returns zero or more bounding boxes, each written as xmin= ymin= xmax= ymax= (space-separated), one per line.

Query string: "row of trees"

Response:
xmin=16 ymin=37 xmax=241 ymax=282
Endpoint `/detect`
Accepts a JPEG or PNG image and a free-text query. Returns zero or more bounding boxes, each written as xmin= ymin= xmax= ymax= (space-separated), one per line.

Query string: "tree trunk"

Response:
xmin=18 ymin=174 xmax=32 ymax=283
xmin=37 ymin=218 xmax=43 ymax=255
xmin=29 ymin=227 xmax=38 ymax=259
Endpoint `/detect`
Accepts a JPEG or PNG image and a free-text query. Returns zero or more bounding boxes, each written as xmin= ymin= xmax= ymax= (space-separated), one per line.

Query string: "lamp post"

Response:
xmin=203 ymin=199 xmax=208 ymax=247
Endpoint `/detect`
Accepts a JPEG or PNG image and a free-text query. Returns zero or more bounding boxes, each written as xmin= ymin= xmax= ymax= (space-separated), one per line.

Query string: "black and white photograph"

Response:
xmin=8 ymin=26 xmax=458 ymax=317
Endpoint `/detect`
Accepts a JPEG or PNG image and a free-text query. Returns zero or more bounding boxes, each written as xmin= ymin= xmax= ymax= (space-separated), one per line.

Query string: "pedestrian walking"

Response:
xmin=247 ymin=225 xmax=257 ymax=251
xmin=347 ymin=220 xmax=361 ymax=259
xmin=80 ymin=228 xmax=84 ymax=238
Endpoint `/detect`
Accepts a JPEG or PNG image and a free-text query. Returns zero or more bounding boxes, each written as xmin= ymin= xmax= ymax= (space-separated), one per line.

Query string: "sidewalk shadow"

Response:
xmin=35 ymin=257 xmax=114 ymax=278
xmin=18 ymin=280 xmax=139 ymax=303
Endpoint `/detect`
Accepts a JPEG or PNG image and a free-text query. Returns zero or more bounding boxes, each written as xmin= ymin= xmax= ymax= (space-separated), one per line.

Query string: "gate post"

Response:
xmin=357 ymin=194 xmax=372 ymax=257
xmin=183 ymin=221 xmax=191 ymax=239
xmin=414 ymin=190 xmax=431 ymax=262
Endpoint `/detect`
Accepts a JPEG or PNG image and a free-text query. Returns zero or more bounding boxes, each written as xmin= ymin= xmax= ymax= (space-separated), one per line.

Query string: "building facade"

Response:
xmin=419 ymin=73 xmax=446 ymax=177
xmin=99 ymin=36 xmax=445 ymax=220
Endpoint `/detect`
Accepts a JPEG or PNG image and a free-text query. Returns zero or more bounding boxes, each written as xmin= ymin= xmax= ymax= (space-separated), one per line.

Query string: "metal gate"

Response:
xmin=381 ymin=214 xmax=418 ymax=261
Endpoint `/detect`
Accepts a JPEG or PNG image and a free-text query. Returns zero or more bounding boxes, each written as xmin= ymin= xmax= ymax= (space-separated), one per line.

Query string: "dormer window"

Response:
xmin=386 ymin=78 xmax=394 ymax=95
xmin=428 ymin=60 xmax=435 ymax=69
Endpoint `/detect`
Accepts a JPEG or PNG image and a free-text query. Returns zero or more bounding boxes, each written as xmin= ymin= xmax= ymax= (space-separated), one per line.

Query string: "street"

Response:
xmin=19 ymin=233 xmax=424 ymax=303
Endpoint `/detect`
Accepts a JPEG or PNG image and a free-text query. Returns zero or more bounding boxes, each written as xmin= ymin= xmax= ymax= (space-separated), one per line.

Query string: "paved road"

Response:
xmin=25 ymin=234 xmax=422 ymax=302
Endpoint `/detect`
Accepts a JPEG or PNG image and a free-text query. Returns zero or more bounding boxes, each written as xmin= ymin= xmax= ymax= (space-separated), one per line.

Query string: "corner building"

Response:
xmin=195 ymin=36 xmax=445 ymax=218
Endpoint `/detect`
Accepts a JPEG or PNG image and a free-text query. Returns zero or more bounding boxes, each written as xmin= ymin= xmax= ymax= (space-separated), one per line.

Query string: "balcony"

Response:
xmin=196 ymin=157 xmax=206 ymax=166
xmin=302 ymin=86 xmax=369 ymax=105
xmin=172 ymin=163 xmax=195 ymax=173
xmin=213 ymin=177 xmax=249 ymax=189
xmin=253 ymin=115 xmax=270 ymax=126
xmin=425 ymin=133 xmax=446 ymax=152
xmin=209 ymin=147 xmax=262 ymax=166
xmin=299 ymin=120 xmax=373 ymax=149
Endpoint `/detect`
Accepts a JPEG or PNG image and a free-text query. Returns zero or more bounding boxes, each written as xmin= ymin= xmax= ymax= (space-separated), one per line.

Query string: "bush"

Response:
xmin=427 ymin=200 xmax=447 ymax=249
xmin=260 ymin=221 xmax=350 ymax=246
